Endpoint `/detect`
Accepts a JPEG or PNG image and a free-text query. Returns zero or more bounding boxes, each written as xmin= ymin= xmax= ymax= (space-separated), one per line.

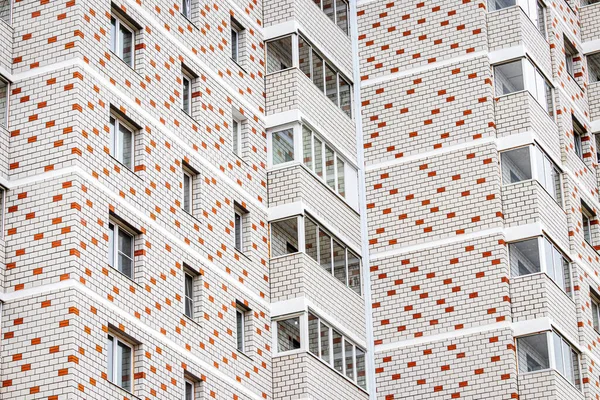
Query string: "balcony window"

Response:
xmin=583 ymin=0 xmax=600 ymax=4
xmin=517 ymin=333 xmax=549 ymax=373
xmin=0 ymin=0 xmax=11 ymax=24
xmin=494 ymin=59 xmax=553 ymax=116
xmin=270 ymin=217 xmax=299 ymax=258
xmin=313 ymin=0 xmax=349 ymax=35
xmin=488 ymin=0 xmax=545 ymax=36
xmin=509 ymin=237 xmax=572 ymax=296
xmin=0 ymin=77 xmax=7 ymax=129
xmin=266 ymin=35 xmax=293 ymax=74
xmin=552 ymin=332 xmax=581 ymax=389
xmin=582 ymin=201 xmax=594 ymax=245
xmin=590 ymin=53 xmax=600 ymax=83
xmin=271 ymin=128 xmax=294 ymax=165
xmin=500 ymin=145 xmax=562 ymax=203
xmin=488 ymin=0 xmax=515 ymax=11
xmin=276 ymin=316 xmax=301 ymax=352
xmin=306 ymin=312 xmax=367 ymax=389
xmin=272 ymin=215 xmax=361 ymax=294
xmin=110 ymin=12 xmax=136 ymax=68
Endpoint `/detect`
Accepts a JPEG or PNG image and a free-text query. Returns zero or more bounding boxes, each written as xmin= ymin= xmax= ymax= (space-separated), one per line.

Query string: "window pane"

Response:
xmin=593 ymin=301 xmax=600 ymax=331
xmin=108 ymin=223 xmax=115 ymax=267
xmin=118 ymin=228 xmax=133 ymax=278
xmin=185 ymin=381 xmax=194 ymax=400
xmin=314 ymin=137 xmax=323 ymax=178
xmin=107 ymin=335 xmax=114 ymax=383
xmin=183 ymin=76 xmax=191 ymax=114
xmin=272 ymin=129 xmax=294 ymax=165
xmin=298 ymin=36 xmax=311 ymax=79
xmin=183 ymin=172 xmax=191 ymax=213
xmin=312 ymin=52 xmax=324 ymax=91
xmin=487 ymin=0 xmax=516 ymax=11
xmin=182 ymin=0 xmax=191 ymax=18
xmin=0 ymin=0 xmax=10 ymax=24
xmin=339 ymin=76 xmax=352 ymax=117
xmin=494 ymin=61 xmax=524 ymax=96
xmin=118 ymin=122 xmax=133 ymax=169
xmin=271 ymin=218 xmax=299 ymax=257
xmin=232 ymin=119 xmax=240 ymax=156
xmin=304 ymin=217 xmax=318 ymax=262
xmin=308 ymin=313 xmax=319 ymax=356
xmin=509 ymin=238 xmax=540 ymax=276
xmin=517 ymin=333 xmax=549 ymax=373
xmin=325 ymin=64 xmax=337 ymax=105
xmin=553 ymin=332 xmax=564 ymax=375
xmin=320 ymin=322 xmax=330 ymax=364
xmin=277 ymin=317 xmax=301 ymax=352
xmin=345 ymin=341 xmax=354 ymax=380
xmin=325 ymin=146 xmax=335 ymax=190
xmin=266 ymin=36 xmax=292 ymax=74
xmin=0 ymin=79 xmax=7 ymax=127
xmin=543 ymin=238 xmax=555 ymax=281
xmin=303 ymin=126 xmax=313 ymax=170
xmin=572 ymin=349 xmax=580 ymax=388
xmin=185 ymin=273 xmax=193 ymax=318
xmin=117 ymin=340 xmax=132 ymax=391
xmin=348 ymin=250 xmax=361 ymax=295
xmin=119 ymin=24 xmax=133 ymax=67
xmin=553 ymin=247 xmax=565 ymax=291
xmin=356 ymin=347 xmax=366 ymax=389
xmin=562 ymin=258 xmax=571 ymax=297
xmin=336 ymin=0 xmax=348 ymax=34
xmin=109 ymin=117 xmax=116 ymax=157
xmin=590 ymin=52 xmax=600 ymax=83
xmin=110 ymin=17 xmax=117 ymax=53
xmin=319 ymin=229 xmax=332 ymax=271
xmin=236 ymin=310 xmax=244 ymax=351
xmin=333 ymin=330 xmax=343 ymax=373
xmin=333 ymin=240 xmax=346 ymax=285
xmin=536 ymin=1 xmax=546 ymax=36
xmin=235 ymin=212 xmax=242 ymax=250
xmin=337 ymin=156 xmax=345 ymax=196
xmin=562 ymin=339 xmax=573 ymax=383
xmin=501 ymin=147 xmax=531 ymax=184
xmin=323 ymin=0 xmax=334 ymax=22
xmin=231 ymin=29 xmax=238 ymax=61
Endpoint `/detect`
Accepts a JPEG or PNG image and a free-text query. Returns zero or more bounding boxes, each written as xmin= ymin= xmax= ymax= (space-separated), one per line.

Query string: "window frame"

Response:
xmin=181 ymin=0 xmax=191 ymax=20
xmin=182 ymin=73 xmax=192 ymax=116
xmin=182 ymin=168 xmax=193 ymax=214
xmin=235 ymin=304 xmax=247 ymax=353
xmin=1 ymin=0 xmax=13 ymax=26
xmin=564 ymin=35 xmax=578 ymax=78
xmin=110 ymin=13 xmax=136 ymax=68
xmin=234 ymin=204 xmax=247 ymax=253
xmin=107 ymin=333 xmax=134 ymax=392
xmin=184 ymin=379 xmax=194 ymax=400
xmin=232 ymin=117 xmax=242 ymax=157
xmin=582 ymin=202 xmax=594 ymax=245
xmin=184 ymin=271 xmax=194 ymax=319
xmin=109 ymin=113 xmax=136 ymax=170
xmin=312 ymin=0 xmax=349 ymax=35
xmin=591 ymin=289 xmax=600 ymax=333
xmin=108 ymin=219 xmax=135 ymax=280
xmin=0 ymin=77 xmax=8 ymax=129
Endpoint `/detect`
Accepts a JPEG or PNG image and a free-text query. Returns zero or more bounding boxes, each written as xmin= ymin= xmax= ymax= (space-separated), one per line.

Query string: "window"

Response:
xmin=182 ymin=169 xmax=193 ymax=214
xmin=517 ymin=333 xmax=549 ymax=373
xmin=501 ymin=147 xmax=531 ymax=184
xmin=591 ymin=289 xmax=600 ymax=332
xmin=509 ymin=237 xmax=572 ymax=295
xmin=110 ymin=12 xmax=135 ymax=67
xmin=234 ymin=204 xmax=248 ymax=253
xmin=232 ymin=110 xmax=245 ymax=158
xmin=488 ymin=0 xmax=545 ymax=35
xmin=182 ymin=73 xmax=192 ymax=116
xmin=236 ymin=303 xmax=250 ymax=353
xmin=185 ymin=379 xmax=194 ymax=400
xmin=494 ymin=59 xmax=553 ymax=116
xmin=181 ymin=0 xmax=191 ymax=19
xmin=1 ymin=0 xmax=11 ymax=25
xmin=312 ymin=0 xmax=349 ymax=35
xmin=582 ymin=201 xmax=594 ymax=245
xmin=564 ymin=36 xmax=578 ymax=78
xmin=307 ymin=312 xmax=367 ymax=389
xmin=230 ymin=18 xmax=244 ymax=64
xmin=109 ymin=113 xmax=135 ymax=170
xmin=0 ymin=77 xmax=7 ymax=129
xmin=108 ymin=219 xmax=135 ymax=279
xmin=270 ymin=218 xmax=298 ymax=258
xmin=266 ymin=35 xmax=293 ymax=74
xmin=302 ymin=125 xmax=358 ymax=207
xmin=487 ymin=0 xmax=515 ymax=11
xmin=184 ymin=271 xmax=194 ymax=319
xmin=552 ymin=332 xmax=581 ymax=388
xmin=276 ymin=316 xmax=301 ymax=352
xmin=573 ymin=116 xmax=585 ymax=160
xmin=591 ymin=53 xmax=600 ymax=83
xmin=583 ymin=0 xmax=600 ymax=4
xmin=271 ymin=128 xmax=294 ymax=165
xmin=107 ymin=333 xmax=133 ymax=392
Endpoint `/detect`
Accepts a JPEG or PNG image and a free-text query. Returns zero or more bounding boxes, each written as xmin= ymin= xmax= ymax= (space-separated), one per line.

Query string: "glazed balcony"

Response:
xmin=580 ymin=2 xmax=600 ymax=44
xmin=0 ymin=15 xmax=11 ymax=72
xmin=518 ymin=370 xmax=582 ymax=400
xmin=590 ymin=82 xmax=600 ymax=122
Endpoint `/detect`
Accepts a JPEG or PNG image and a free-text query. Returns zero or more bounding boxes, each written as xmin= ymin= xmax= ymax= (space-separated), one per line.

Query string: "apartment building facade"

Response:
xmin=0 ymin=0 xmax=600 ymax=398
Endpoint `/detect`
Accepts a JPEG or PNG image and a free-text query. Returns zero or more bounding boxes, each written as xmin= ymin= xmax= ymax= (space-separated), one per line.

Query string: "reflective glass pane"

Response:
xmin=271 ymin=218 xmax=298 ymax=257
xmin=333 ymin=240 xmax=346 ymax=285
xmin=337 ymin=157 xmax=345 ymax=196
xmin=304 ymin=218 xmax=318 ymax=262
xmin=119 ymin=23 xmax=133 ymax=67
xmin=314 ymin=137 xmax=323 ymax=178
xmin=107 ymin=335 xmax=114 ymax=382
xmin=277 ymin=317 xmax=301 ymax=352
xmin=308 ymin=313 xmax=319 ymax=356
xmin=339 ymin=76 xmax=352 ymax=117
xmin=298 ymin=36 xmax=311 ymax=79
xmin=336 ymin=0 xmax=348 ymax=34
xmin=118 ymin=122 xmax=133 ymax=169
xmin=487 ymin=0 xmax=516 ymax=11
xmin=325 ymin=64 xmax=337 ymax=105
xmin=303 ymin=126 xmax=313 ymax=170
xmin=236 ymin=310 xmax=244 ymax=351
xmin=494 ymin=60 xmax=524 ymax=96
xmin=323 ymin=0 xmax=334 ymax=22
xmin=347 ymin=250 xmax=361 ymax=295
xmin=333 ymin=330 xmax=343 ymax=373
xmin=185 ymin=381 xmax=194 ymax=400
xmin=553 ymin=332 xmax=564 ymax=375
xmin=232 ymin=119 xmax=240 ymax=156
xmin=272 ymin=129 xmax=294 ymax=165
xmin=325 ymin=146 xmax=335 ymax=190
xmin=356 ymin=347 xmax=366 ymax=389
xmin=345 ymin=341 xmax=354 ymax=380
xmin=266 ymin=36 xmax=292 ymax=74
xmin=108 ymin=223 xmax=115 ymax=267
xmin=183 ymin=172 xmax=191 ymax=213
xmin=509 ymin=238 xmax=540 ymax=276
xmin=501 ymin=147 xmax=531 ymax=184
xmin=319 ymin=229 xmax=332 ymax=271
xmin=312 ymin=52 xmax=324 ymax=91
xmin=562 ymin=339 xmax=573 ymax=383
xmin=117 ymin=340 xmax=132 ymax=391
xmin=320 ymin=322 xmax=330 ymax=364
xmin=0 ymin=79 xmax=6 ymax=128
xmin=110 ymin=17 xmax=117 ymax=53
xmin=183 ymin=76 xmax=191 ymax=114
xmin=118 ymin=228 xmax=133 ymax=278
xmin=517 ymin=333 xmax=549 ymax=373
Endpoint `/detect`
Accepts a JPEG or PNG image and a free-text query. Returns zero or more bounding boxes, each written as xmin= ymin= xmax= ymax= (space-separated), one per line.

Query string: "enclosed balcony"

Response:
xmin=0 ymin=3 xmax=11 ymax=72
xmin=581 ymin=1 xmax=600 ymax=43
xmin=265 ymin=33 xmax=356 ymax=158
xmin=488 ymin=4 xmax=551 ymax=75
xmin=500 ymin=145 xmax=568 ymax=248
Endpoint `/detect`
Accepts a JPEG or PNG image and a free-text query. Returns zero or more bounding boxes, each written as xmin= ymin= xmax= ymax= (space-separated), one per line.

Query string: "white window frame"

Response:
xmin=234 ymin=208 xmax=244 ymax=252
xmin=107 ymin=333 xmax=134 ymax=392
xmin=231 ymin=22 xmax=240 ymax=62
xmin=108 ymin=219 xmax=135 ymax=279
xmin=110 ymin=114 xmax=135 ymax=170
xmin=110 ymin=14 xmax=135 ymax=68
xmin=1 ymin=0 xmax=13 ymax=25
xmin=236 ymin=306 xmax=245 ymax=353
xmin=182 ymin=73 xmax=192 ymax=116
xmin=182 ymin=169 xmax=193 ymax=214
xmin=232 ymin=117 xmax=242 ymax=157
xmin=0 ymin=77 xmax=9 ymax=129
xmin=181 ymin=0 xmax=191 ymax=20
xmin=582 ymin=203 xmax=594 ymax=245
xmin=184 ymin=271 xmax=194 ymax=319
xmin=273 ymin=313 xmax=305 ymax=356
xmin=591 ymin=290 xmax=600 ymax=333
